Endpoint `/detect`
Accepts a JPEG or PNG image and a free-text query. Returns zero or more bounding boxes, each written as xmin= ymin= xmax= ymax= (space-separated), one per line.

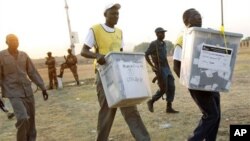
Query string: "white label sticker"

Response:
xmin=190 ymin=76 xmax=200 ymax=86
xmin=198 ymin=44 xmax=233 ymax=72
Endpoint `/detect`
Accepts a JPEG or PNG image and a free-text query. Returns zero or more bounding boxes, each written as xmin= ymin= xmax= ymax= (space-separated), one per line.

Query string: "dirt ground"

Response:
xmin=0 ymin=48 xmax=250 ymax=141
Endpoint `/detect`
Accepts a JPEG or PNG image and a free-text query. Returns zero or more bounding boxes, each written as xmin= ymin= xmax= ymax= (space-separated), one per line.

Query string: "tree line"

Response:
xmin=133 ymin=40 xmax=174 ymax=56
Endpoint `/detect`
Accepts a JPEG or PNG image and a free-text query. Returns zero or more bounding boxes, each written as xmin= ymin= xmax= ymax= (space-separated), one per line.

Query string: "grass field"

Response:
xmin=0 ymin=48 xmax=250 ymax=141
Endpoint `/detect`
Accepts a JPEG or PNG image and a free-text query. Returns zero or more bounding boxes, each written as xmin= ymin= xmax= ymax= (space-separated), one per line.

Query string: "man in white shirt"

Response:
xmin=81 ymin=3 xmax=150 ymax=141
xmin=172 ymin=9 xmax=221 ymax=141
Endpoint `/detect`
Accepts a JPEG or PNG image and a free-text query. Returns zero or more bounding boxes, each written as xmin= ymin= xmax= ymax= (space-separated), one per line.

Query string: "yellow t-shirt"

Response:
xmin=91 ymin=24 xmax=122 ymax=55
xmin=175 ymin=35 xmax=183 ymax=47
xmin=91 ymin=24 xmax=122 ymax=71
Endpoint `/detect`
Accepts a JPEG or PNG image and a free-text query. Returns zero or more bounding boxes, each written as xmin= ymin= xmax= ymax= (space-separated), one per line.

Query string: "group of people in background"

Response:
xmin=0 ymin=2 xmax=221 ymax=141
xmin=45 ymin=48 xmax=80 ymax=90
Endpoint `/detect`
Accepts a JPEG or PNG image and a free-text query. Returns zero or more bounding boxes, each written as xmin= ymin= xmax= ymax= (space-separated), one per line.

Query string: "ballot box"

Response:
xmin=180 ymin=27 xmax=243 ymax=92
xmin=98 ymin=52 xmax=151 ymax=108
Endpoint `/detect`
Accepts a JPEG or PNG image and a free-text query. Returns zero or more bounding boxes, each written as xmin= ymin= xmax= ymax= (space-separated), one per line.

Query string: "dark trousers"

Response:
xmin=188 ymin=89 xmax=221 ymax=141
xmin=96 ymin=73 xmax=151 ymax=141
xmin=152 ymin=75 xmax=175 ymax=102
xmin=9 ymin=96 xmax=37 ymax=141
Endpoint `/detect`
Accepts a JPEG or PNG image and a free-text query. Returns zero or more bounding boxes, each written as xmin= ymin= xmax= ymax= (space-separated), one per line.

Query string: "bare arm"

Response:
xmin=81 ymin=44 xmax=106 ymax=65
xmin=145 ymin=54 xmax=154 ymax=68
xmin=81 ymin=44 xmax=99 ymax=59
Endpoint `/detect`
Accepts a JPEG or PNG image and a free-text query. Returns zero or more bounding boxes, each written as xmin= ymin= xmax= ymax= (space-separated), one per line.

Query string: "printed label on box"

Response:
xmin=198 ymin=44 xmax=233 ymax=72
xmin=118 ymin=61 xmax=147 ymax=98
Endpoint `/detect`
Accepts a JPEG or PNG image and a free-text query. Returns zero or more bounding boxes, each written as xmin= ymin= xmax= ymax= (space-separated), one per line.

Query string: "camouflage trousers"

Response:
xmin=59 ymin=63 xmax=79 ymax=83
xmin=48 ymin=67 xmax=58 ymax=89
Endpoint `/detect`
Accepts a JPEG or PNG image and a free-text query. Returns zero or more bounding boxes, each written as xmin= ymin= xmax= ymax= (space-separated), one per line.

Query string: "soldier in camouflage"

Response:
xmin=45 ymin=52 xmax=58 ymax=89
xmin=57 ymin=48 xmax=80 ymax=85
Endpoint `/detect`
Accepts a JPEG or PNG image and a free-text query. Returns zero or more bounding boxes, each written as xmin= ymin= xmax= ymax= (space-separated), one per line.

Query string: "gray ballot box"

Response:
xmin=180 ymin=27 xmax=243 ymax=92
xmin=98 ymin=52 xmax=151 ymax=108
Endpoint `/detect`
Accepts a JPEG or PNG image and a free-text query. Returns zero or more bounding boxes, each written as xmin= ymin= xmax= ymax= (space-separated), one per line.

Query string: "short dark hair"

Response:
xmin=183 ymin=8 xmax=202 ymax=27
xmin=183 ymin=8 xmax=196 ymax=26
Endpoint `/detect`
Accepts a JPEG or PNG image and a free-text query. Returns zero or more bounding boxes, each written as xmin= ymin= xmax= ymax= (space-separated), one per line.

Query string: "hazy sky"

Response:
xmin=0 ymin=0 xmax=249 ymax=59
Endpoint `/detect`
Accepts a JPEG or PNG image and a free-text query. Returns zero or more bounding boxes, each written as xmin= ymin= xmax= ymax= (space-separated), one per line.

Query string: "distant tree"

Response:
xmin=133 ymin=42 xmax=150 ymax=53
xmin=165 ymin=40 xmax=174 ymax=56
xmin=133 ymin=40 xmax=174 ymax=56
xmin=243 ymin=36 xmax=250 ymax=41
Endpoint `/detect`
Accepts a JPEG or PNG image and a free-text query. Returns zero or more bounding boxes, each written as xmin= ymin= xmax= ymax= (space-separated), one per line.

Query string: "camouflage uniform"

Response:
xmin=45 ymin=52 xmax=58 ymax=89
xmin=58 ymin=49 xmax=80 ymax=85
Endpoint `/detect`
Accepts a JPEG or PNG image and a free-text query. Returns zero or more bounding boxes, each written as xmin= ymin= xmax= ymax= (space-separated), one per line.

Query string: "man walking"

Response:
xmin=173 ymin=9 xmax=221 ymax=141
xmin=145 ymin=27 xmax=179 ymax=113
xmin=81 ymin=3 xmax=151 ymax=141
xmin=0 ymin=34 xmax=49 ymax=141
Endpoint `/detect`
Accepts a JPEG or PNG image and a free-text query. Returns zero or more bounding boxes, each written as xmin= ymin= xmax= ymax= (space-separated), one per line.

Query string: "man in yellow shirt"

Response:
xmin=81 ymin=3 xmax=150 ymax=141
